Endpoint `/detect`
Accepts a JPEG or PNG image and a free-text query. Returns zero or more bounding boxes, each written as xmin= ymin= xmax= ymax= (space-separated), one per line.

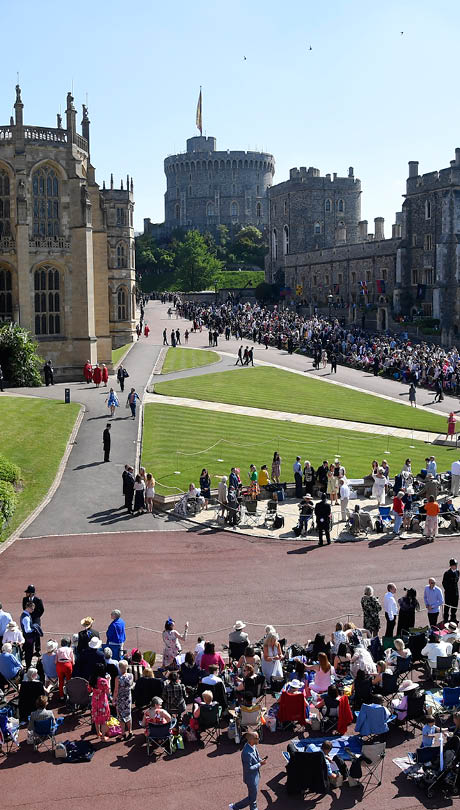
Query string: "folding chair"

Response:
xmin=32 ymin=716 xmax=64 ymax=752
xmin=431 ymin=655 xmax=454 ymax=685
xmin=146 ymin=719 xmax=176 ymax=757
xmin=143 ymin=651 xmax=156 ymax=668
xmin=378 ymin=506 xmax=392 ymax=531
xmin=319 ymin=696 xmax=339 ymax=735
xmin=228 ymin=641 xmax=247 ymax=665
xmin=441 ymin=686 xmax=460 ymax=711
xmin=263 ymin=499 xmax=278 ymax=528
xmin=0 ymin=706 xmax=19 ymax=755
xmin=277 ymin=690 xmax=309 ymax=732
xmin=242 ymin=500 xmax=260 ymax=528
xmin=64 ymin=677 xmax=91 ymax=724
xmin=382 ymin=637 xmax=396 ymax=653
xmin=360 ymin=742 xmax=386 ymax=791
xmin=404 ymin=693 xmax=426 ymax=735
xmin=197 ymin=702 xmax=221 ymax=746
xmin=237 ymin=703 xmax=266 ymax=741
xmin=394 ymin=655 xmax=412 ymax=685
xmin=380 ymin=672 xmax=399 ymax=706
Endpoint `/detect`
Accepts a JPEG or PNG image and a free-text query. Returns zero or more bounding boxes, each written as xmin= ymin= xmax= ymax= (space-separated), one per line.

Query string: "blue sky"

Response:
xmin=1 ymin=0 xmax=459 ymax=235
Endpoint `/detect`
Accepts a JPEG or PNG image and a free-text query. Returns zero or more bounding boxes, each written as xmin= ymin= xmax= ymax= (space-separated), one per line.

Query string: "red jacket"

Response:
xmin=337 ymin=694 xmax=353 ymax=734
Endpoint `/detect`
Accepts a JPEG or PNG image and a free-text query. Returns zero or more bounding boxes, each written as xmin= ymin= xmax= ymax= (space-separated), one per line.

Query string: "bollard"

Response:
xmin=64 ymin=388 xmax=70 ymax=404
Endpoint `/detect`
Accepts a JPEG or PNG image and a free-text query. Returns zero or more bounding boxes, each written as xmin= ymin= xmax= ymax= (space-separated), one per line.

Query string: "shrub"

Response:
xmin=0 ymin=454 xmax=21 ymax=484
xmin=0 ymin=323 xmax=43 ymax=387
xmin=0 ymin=480 xmax=17 ymax=533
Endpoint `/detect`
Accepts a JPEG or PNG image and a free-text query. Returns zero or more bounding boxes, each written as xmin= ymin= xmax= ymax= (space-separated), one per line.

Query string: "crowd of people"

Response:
xmin=3 ymin=566 xmax=460 ymax=798
xmin=171 ymin=296 xmax=460 ymax=397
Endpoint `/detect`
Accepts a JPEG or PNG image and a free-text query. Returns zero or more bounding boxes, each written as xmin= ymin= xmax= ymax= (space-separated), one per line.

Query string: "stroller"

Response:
xmin=416 ymin=736 xmax=460 ymax=798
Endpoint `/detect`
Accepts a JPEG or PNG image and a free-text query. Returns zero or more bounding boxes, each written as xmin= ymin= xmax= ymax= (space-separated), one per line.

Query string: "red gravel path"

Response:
xmin=0 ymin=527 xmax=456 ymax=810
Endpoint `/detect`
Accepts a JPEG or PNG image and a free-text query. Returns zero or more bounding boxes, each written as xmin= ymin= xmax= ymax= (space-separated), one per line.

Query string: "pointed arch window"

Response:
xmin=283 ymin=225 xmax=289 ymax=255
xmin=34 ymin=265 xmax=61 ymax=335
xmin=117 ymin=242 xmax=127 ymax=268
xmin=337 ymin=199 xmax=344 ymax=213
xmin=231 ymin=201 xmax=238 ymax=218
xmin=32 ymin=166 xmax=60 ymax=237
xmin=0 ymin=267 xmax=12 ymax=320
xmin=0 ymin=170 xmax=11 ymax=238
xmin=325 ymin=199 xmax=331 ymax=213
xmin=175 ymin=203 xmax=180 ymax=220
xmin=117 ymin=287 xmax=128 ymax=320
xmin=206 ymin=202 xmax=214 ymax=217
xmin=272 ymin=228 xmax=278 ymax=260
xmin=256 ymin=202 xmax=261 ymax=218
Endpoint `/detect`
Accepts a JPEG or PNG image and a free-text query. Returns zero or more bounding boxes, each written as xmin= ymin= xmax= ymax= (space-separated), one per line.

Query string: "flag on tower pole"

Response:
xmin=196 ymin=88 xmax=202 ymax=135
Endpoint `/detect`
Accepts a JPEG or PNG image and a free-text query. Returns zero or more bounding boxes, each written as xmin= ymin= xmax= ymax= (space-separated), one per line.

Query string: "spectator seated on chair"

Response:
xmin=162 ymin=670 xmax=186 ymax=719
xmin=391 ymin=679 xmax=420 ymax=721
xmin=331 ymin=622 xmax=347 ymax=655
xmin=235 ymin=663 xmax=258 ymax=694
xmin=258 ymin=465 xmax=271 ymax=490
xmin=350 ymin=644 xmax=377 ymax=678
xmin=142 ymin=696 xmax=171 ymax=735
xmin=277 ymin=685 xmax=308 ymax=727
xmin=127 ymin=648 xmax=146 ymax=682
xmin=320 ymin=684 xmax=340 ymax=720
xmin=306 ymin=740 xmax=348 ymax=788
xmin=18 ymin=667 xmax=48 ymax=723
xmin=334 ymin=643 xmax=352 ymax=677
xmin=0 ymin=642 xmax=23 ymax=688
xmin=287 ymin=660 xmax=309 ymax=689
xmin=422 ymin=632 xmax=452 ymax=670
xmin=385 ymin=637 xmax=411 ymax=666
xmin=191 ymin=689 xmax=220 ymax=734
xmin=28 ymin=694 xmax=55 ymax=734
xmin=199 ymin=642 xmax=225 ymax=674
xmin=229 ymin=620 xmax=250 ymax=649
xmin=237 ymin=646 xmax=261 ymax=675
xmin=309 ymin=652 xmax=334 ymax=694
xmin=180 ymin=652 xmax=201 ymax=690
xmin=372 ymin=660 xmax=393 ymax=692
xmin=306 ymin=633 xmax=331 ymax=663
xmin=352 ymin=669 xmax=374 ymax=711
xmin=355 ymin=695 xmax=391 ymax=736
xmin=40 ymin=640 xmax=58 ymax=687
xmin=133 ymin=666 xmax=164 ymax=710
xmin=443 ymin=622 xmax=460 ymax=646
xmin=201 ymin=664 xmax=223 ymax=687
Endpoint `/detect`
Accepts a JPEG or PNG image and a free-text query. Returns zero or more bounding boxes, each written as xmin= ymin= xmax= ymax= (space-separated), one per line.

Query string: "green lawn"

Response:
xmin=112 ymin=343 xmax=131 ymax=366
xmin=155 ymin=366 xmax=447 ymax=433
xmin=161 ymin=347 xmax=219 ymax=374
xmin=0 ymin=397 xmax=80 ymax=539
xmin=143 ymin=403 xmax=457 ymax=495
xmin=215 ymin=270 xmax=264 ymax=290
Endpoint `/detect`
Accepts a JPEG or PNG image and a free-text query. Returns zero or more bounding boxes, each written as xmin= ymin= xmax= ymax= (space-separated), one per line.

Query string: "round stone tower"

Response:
xmin=164 ymin=136 xmax=275 ymax=232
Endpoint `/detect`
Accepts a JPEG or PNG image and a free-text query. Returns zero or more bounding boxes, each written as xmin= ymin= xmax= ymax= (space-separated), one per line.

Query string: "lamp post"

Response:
xmin=328 ymin=293 xmax=333 ymax=320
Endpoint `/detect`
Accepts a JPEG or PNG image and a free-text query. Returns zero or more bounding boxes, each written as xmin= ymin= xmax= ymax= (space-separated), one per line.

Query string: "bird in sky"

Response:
xmin=243 ymin=56 xmax=247 ymax=60
xmin=400 ymin=31 xmax=404 ymax=35
xmin=308 ymin=45 xmax=312 ymax=50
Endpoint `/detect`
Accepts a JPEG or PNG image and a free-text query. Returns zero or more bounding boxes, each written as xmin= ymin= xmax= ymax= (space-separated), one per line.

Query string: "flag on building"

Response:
xmin=196 ymin=88 xmax=202 ymax=135
xmin=376 ymin=279 xmax=386 ymax=294
xmin=360 ymin=280 xmax=368 ymax=295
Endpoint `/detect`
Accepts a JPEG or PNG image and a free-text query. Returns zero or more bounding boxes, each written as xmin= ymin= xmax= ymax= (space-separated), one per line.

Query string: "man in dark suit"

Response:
xmin=230 ymin=730 xmax=266 ymax=810
xmin=103 ymin=423 xmax=111 ymax=462
xmin=443 ymin=558 xmax=459 ymax=623
xmin=22 ymin=585 xmax=44 ymax=655
xmin=314 ymin=493 xmax=332 ymax=546
xmin=124 ymin=467 xmax=135 ymax=513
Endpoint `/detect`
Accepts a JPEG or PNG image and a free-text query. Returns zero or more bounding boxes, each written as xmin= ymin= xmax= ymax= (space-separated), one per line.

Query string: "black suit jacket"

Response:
xmin=22 ymin=595 xmax=44 ymax=624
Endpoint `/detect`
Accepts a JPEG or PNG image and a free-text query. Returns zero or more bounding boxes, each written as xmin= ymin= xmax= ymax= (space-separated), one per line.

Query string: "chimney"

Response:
xmin=392 ymin=223 xmax=402 ymax=238
xmin=348 ymin=166 xmax=354 ymax=178
xmin=455 ymin=148 xmax=460 ymax=166
xmin=408 ymin=160 xmax=419 ymax=178
xmin=374 ymin=217 xmax=385 ymax=241
xmin=358 ymin=220 xmax=368 ymax=241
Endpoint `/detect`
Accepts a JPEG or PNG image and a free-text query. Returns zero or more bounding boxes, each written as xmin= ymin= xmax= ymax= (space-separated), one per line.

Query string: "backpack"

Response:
xmin=293 ymin=524 xmax=301 ymax=537
xmin=274 ymin=515 xmax=284 ymax=529
xmin=374 ymin=518 xmax=383 ymax=533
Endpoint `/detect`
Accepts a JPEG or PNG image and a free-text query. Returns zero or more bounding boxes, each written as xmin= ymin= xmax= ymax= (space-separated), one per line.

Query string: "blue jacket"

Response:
xmin=106 ymin=618 xmax=126 ymax=645
xmin=241 ymin=742 xmax=261 ymax=786
xmin=355 ymin=703 xmax=390 ymax=736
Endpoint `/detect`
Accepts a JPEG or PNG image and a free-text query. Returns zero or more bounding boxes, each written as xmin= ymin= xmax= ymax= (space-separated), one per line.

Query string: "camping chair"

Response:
xmin=441 ymin=686 xmax=460 ymax=711
xmin=382 ymin=637 xmax=396 ymax=653
xmin=285 ymin=744 xmax=329 ymax=796
xmin=32 ymin=716 xmax=64 ymax=752
xmin=64 ymin=677 xmax=91 ymax=723
xmin=242 ymin=500 xmax=260 ymax=528
xmin=143 ymin=651 xmax=156 ymax=668
xmin=146 ymin=718 xmax=177 ymax=757
xmin=431 ymin=655 xmax=454 ymax=685
xmin=277 ymin=690 xmax=309 ymax=732
xmin=380 ymin=672 xmax=399 ymax=706
xmin=228 ymin=640 xmax=247 ymax=665
xmin=404 ymin=692 xmax=426 ymax=734
xmin=355 ymin=703 xmax=394 ymax=741
xmin=405 ymin=630 xmax=428 ymax=667
xmin=394 ymin=655 xmax=413 ymax=685
xmin=264 ymin=499 xmax=278 ymax=528
xmin=319 ymin=695 xmax=339 ymax=735
xmin=359 ymin=742 xmax=386 ymax=791
xmin=237 ymin=703 xmax=266 ymax=741
xmin=0 ymin=706 xmax=19 ymax=755
xmin=378 ymin=506 xmax=393 ymax=531
xmin=197 ymin=702 xmax=221 ymax=746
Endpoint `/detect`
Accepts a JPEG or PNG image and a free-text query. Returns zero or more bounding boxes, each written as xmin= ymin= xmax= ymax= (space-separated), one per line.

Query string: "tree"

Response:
xmin=230 ymin=226 xmax=267 ymax=268
xmin=0 ymin=323 xmax=43 ymax=386
xmin=135 ymin=234 xmax=174 ymax=277
xmin=174 ymin=230 xmax=223 ymax=291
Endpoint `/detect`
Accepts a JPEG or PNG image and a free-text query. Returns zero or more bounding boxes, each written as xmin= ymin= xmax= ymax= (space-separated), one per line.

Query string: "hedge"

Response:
xmin=0 ymin=453 xmax=21 ymax=484
xmin=0 ymin=480 xmax=17 ymax=533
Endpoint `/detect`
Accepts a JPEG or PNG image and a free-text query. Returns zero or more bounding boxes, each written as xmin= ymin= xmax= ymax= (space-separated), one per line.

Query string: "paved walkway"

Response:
xmin=146 ymin=391 xmax=443 ymax=443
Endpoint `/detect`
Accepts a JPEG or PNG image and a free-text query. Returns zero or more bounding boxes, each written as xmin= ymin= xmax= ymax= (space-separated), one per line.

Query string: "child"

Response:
xmin=331 ymin=622 xmax=347 ymax=654
xmin=421 ymin=714 xmax=440 ymax=747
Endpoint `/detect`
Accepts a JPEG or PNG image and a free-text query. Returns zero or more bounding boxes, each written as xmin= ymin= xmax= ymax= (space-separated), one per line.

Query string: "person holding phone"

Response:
xmin=229 ymin=730 xmax=266 ymax=810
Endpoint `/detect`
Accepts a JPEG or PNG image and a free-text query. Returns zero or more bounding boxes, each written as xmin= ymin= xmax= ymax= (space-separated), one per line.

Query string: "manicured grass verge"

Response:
xmin=0 ymin=397 xmax=80 ymax=539
xmin=155 ymin=366 xmax=447 ymax=433
xmin=215 ymin=270 xmax=264 ymax=289
xmin=143 ymin=403 xmax=456 ymax=495
xmin=162 ymin=347 xmax=219 ymax=374
xmin=112 ymin=343 xmax=131 ymax=366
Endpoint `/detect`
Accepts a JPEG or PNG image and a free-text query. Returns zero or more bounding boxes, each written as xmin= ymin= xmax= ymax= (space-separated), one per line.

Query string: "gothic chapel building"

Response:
xmin=0 ymin=86 xmax=136 ymax=378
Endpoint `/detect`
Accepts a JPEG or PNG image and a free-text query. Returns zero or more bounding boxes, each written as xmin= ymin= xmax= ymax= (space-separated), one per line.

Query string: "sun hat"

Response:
xmin=234 ymin=620 xmax=246 ymax=631
xmin=399 ymin=679 xmax=418 ymax=692
xmin=6 ymin=621 xmax=18 ymax=630
xmin=446 ymin=622 xmax=458 ymax=632
xmin=46 ymin=640 xmax=58 ymax=652
xmin=80 ymin=616 xmax=94 ymax=627
xmin=289 ymin=679 xmax=304 ymax=690
xmin=88 ymin=636 xmax=102 ymax=649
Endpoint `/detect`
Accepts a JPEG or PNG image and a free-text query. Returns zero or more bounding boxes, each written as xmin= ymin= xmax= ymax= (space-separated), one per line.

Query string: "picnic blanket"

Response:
xmin=282 ymin=734 xmax=362 ymax=762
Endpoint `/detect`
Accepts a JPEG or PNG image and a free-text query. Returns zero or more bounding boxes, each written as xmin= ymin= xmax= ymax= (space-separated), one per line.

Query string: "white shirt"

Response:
xmin=340 ymin=483 xmax=350 ymax=499
xmin=202 ymin=673 xmax=222 ymax=685
xmin=384 ymin=592 xmax=398 ymax=620
xmin=422 ymin=640 xmax=452 ymax=666
xmin=451 ymin=461 xmax=460 ymax=476
xmin=0 ymin=610 xmax=12 ymax=637
xmin=194 ymin=641 xmax=205 ymax=666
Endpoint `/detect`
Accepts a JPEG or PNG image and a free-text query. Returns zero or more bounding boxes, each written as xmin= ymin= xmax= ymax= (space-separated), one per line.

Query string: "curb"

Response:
xmin=0 ymin=403 xmax=85 ymax=555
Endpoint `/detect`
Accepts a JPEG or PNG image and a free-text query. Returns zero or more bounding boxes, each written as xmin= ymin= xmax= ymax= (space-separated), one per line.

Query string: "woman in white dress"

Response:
xmin=372 ymin=467 xmax=387 ymax=506
xmin=261 ymin=632 xmax=283 ymax=682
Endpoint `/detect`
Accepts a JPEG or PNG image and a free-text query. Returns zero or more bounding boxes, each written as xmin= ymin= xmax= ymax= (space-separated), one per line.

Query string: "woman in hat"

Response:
xmin=41 ymin=640 xmax=58 ymax=687
xmin=2 ymin=620 xmax=24 ymax=658
xmin=73 ymin=635 xmax=104 ymax=681
xmin=77 ymin=617 xmax=100 ymax=656
xmin=391 ymin=679 xmax=419 ymax=721
xmin=162 ymin=618 xmax=189 ymax=669
xmin=88 ymin=662 xmax=111 ymax=741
